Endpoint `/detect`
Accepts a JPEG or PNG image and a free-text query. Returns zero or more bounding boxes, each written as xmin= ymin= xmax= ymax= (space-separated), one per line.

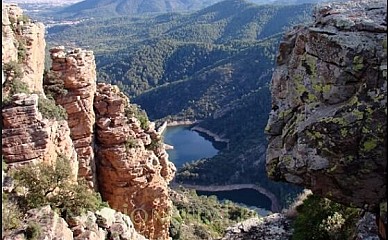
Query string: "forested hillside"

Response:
xmin=47 ymin=0 xmax=312 ymax=205
xmin=52 ymin=0 xmax=335 ymax=19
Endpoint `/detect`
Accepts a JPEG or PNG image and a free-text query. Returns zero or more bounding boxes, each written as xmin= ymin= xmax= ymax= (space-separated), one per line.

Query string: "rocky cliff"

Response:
xmin=2 ymin=4 xmax=176 ymax=240
xmin=45 ymin=46 xmax=176 ymax=239
xmin=265 ymin=0 xmax=387 ymax=211
xmin=2 ymin=3 xmax=46 ymax=93
xmin=94 ymin=83 xmax=176 ymax=240
xmin=44 ymin=47 xmax=176 ymax=239
xmin=48 ymin=46 xmax=97 ymax=189
xmin=2 ymin=4 xmax=18 ymax=64
xmin=2 ymin=93 xmax=78 ymax=179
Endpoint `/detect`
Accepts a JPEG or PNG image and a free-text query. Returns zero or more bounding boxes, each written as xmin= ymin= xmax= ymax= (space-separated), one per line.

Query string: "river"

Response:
xmin=164 ymin=125 xmax=275 ymax=215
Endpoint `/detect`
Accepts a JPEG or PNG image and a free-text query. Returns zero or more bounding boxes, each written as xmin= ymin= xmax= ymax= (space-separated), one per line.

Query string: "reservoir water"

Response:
xmin=164 ymin=125 xmax=273 ymax=214
xmin=164 ymin=125 xmax=219 ymax=167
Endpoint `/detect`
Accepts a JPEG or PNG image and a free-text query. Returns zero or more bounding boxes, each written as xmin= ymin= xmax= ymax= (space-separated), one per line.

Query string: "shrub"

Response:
xmin=125 ymin=137 xmax=138 ymax=150
xmin=2 ymin=194 xmax=23 ymax=232
xmin=43 ymin=71 xmax=68 ymax=98
xmin=25 ymin=222 xmax=41 ymax=240
xmin=18 ymin=14 xmax=30 ymax=23
xmin=292 ymin=194 xmax=360 ymax=240
xmin=284 ymin=189 xmax=312 ymax=218
xmin=10 ymin=79 xmax=29 ymax=94
xmin=11 ymin=155 xmax=105 ymax=217
xmin=146 ymin=138 xmax=162 ymax=151
xmin=3 ymin=61 xmax=24 ymax=82
xmin=2 ymin=61 xmax=29 ymax=102
xmin=17 ymin=39 xmax=27 ymax=62
xmin=38 ymin=96 xmax=67 ymax=120
xmin=124 ymin=104 xmax=150 ymax=130
xmin=2 ymin=156 xmax=7 ymax=171
xmin=170 ymin=188 xmax=257 ymax=239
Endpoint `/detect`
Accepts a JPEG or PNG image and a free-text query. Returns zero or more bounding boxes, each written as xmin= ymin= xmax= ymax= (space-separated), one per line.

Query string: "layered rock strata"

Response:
xmin=2 ymin=4 xmax=46 ymax=93
xmin=48 ymin=46 xmax=97 ymax=189
xmin=265 ymin=0 xmax=387 ymax=211
xmin=2 ymin=93 xmax=78 ymax=178
xmin=94 ymin=83 xmax=176 ymax=240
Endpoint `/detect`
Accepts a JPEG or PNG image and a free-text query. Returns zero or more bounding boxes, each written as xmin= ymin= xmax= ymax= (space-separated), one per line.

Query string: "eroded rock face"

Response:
xmin=2 ymin=93 xmax=78 ymax=178
xmin=265 ymin=0 xmax=387 ymax=211
xmin=2 ymin=4 xmax=18 ymax=64
xmin=2 ymin=4 xmax=46 ymax=93
xmin=94 ymin=83 xmax=176 ymax=240
xmin=48 ymin=47 xmax=97 ymax=189
xmin=19 ymin=21 xmax=46 ymax=93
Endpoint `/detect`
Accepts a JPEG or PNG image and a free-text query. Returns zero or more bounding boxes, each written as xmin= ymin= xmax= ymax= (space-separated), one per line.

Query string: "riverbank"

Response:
xmin=191 ymin=126 xmax=229 ymax=143
xmin=162 ymin=120 xmax=229 ymax=144
xmin=171 ymin=182 xmax=281 ymax=213
xmin=166 ymin=120 xmax=199 ymax=127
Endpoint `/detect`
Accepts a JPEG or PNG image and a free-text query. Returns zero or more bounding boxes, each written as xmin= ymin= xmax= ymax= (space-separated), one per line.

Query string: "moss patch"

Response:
xmin=353 ymin=56 xmax=364 ymax=71
xmin=363 ymin=138 xmax=377 ymax=152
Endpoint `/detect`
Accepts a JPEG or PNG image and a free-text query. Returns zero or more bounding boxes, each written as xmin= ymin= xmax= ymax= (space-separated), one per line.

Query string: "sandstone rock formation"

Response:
xmin=48 ymin=46 xmax=97 ymax=189
xmin=2 ymin=4 xmax=177 ymax=238
xmin=2 ymin=93 xmax=78 ymax=178
xmin=2 ymin=4 xmax=46 ymax=93
xmin=265 ymin=0 xmax=387 ymax=211
xmin=94 ymin=83 xmax=176 ymax=240
xmin=2 ymin=4 xmax=18 ymax=64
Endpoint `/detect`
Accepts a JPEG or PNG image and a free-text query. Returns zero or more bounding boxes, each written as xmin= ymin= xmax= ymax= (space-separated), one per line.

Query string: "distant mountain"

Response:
xmin=55 ymin=0 xmax=220 ymax=19
xmin=54 ymin=0 xmax=343 ymax=19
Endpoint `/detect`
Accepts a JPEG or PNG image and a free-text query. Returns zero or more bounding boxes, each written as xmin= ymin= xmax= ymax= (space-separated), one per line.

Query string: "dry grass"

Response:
xmin=283 ymin=189 xmax=313 ymax=219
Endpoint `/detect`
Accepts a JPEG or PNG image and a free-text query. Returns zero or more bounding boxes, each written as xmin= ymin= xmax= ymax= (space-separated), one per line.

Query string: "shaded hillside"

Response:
xmin=55 ymin=0 xmax=221 ymax=19
xmin=47 ymin=1 xmax=314 ymax=96
xmin=134 ymin=40 xmax=277 ymax=120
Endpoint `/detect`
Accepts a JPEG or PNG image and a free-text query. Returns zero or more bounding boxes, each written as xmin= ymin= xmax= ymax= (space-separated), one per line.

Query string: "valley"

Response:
xmin=2 ymin=0 xmax=387 ymax=239
xmin=44 ymin=0 xmax=309 ymax=208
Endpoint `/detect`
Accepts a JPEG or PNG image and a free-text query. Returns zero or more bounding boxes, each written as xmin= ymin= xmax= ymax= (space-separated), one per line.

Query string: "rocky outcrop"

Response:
xmin=265 ymin=0 xmax=387 ymax=211
xmin=48 ymin=46 xmax=97 ymax=189
xmin=2 ymin=4 xmax=46 ymax=93
xmin=2 ymin=4 xmax=177 ymax=238
xmin=2 ymin=4 xmax=18 ymax=64
xmin=222 ymin=214 xmax=292 ymax=240
xmin=355 ymin=212 xmax=381 ymax=240
xmin=94 ymin=83 xmax=176 ymax=240
xmin=2 ymin=93 xmax=78 ymax=178
xmin=3 ymin=205 xmax=147 ymax=240
xmin=19 ymin=19 xmax=46 ymax=93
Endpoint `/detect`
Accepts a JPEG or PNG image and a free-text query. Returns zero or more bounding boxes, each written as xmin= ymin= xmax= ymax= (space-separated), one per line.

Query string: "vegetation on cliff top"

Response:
xmin=291 ymin=194 xmax=360 ymax=240
xmin=169 ymin=188 xmax=257 ymax=239
xmin=2 ymin=155 xmax=107 ymax=235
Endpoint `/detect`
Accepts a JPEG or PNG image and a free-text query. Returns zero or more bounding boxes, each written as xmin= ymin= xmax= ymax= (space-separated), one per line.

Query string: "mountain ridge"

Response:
xmin=53 ymin=0 xmax=340 ymax=19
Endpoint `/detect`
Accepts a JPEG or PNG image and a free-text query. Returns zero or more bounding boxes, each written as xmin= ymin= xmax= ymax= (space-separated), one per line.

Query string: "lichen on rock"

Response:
xmin=265 ymin=0 xmax=387 ymax=211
